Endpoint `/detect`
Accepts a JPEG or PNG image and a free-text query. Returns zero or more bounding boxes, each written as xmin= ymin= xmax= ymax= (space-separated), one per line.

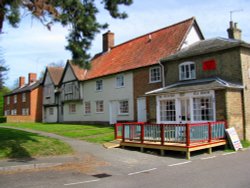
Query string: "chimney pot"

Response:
xmin=28 ymin=73 xmax=37 ymax=84
xmin=227 ymin=21 xmax=242 ymax=40
xmin=103 ymin=31 xmax=114 ymax=52
xmin=19 ymin=76 xmax=25 ymax=87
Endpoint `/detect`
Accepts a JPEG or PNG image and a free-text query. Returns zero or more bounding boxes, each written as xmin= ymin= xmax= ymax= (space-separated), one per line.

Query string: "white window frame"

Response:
xmin=14 ymin=95 xmax=17 ymax=104
xmin=179 ymin=62 xmax=196 ymax=81
xmin=22 ymin=93 xmax=26 ymax=102
xmin=157 ymin=91 xmax=215 ymax=124
xmin=84 ymin=101 xmax=91 ymax=115
xmin=116 ymin=75 xmax=125 ymax=88
xmin=119 ymin=100 xmax=129 ymax=115
xmin=96 ymin=80 xmax=103 ymax=91
xmin=22 ymin=108 xmax=29 ymax=115
xmin=96 ymin=100 xmax=104 ymax=113
xmin=149 ymin=66 xmax=161 ymax=83
xmin=69 ymin=104 xmax=76 ymax=114
xmin=11 ymin=109 xmax=17 ymax=115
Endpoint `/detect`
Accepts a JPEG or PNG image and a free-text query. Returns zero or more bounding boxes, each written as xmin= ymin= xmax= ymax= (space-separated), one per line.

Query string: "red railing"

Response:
xmin=115 ymin=121 xmax=226 ymax=147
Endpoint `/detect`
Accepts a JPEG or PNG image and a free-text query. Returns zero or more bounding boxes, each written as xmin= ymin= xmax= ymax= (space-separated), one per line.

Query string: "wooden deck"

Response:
xmin=120 ymin=139 xmax=227 ymax=159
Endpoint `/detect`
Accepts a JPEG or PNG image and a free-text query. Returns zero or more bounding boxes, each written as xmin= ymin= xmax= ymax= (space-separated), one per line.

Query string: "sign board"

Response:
xmin=225 ymin=127 xmax=243 ymax=151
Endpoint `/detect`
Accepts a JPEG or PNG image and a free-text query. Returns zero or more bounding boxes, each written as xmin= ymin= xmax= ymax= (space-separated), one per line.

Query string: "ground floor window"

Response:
xmin=119 ymin=100 xmax=129 ymax=114
xmin=84 ymin=101 xmax=91 ymax=114
xmin=96 ymin=100 xmax=104 ymax=113
xmin=11 ymin=109 xmax=17 ymax=115
xmin=160 ymin=100 xmax=176 ymax=121
xmin=193 ymin=97 xmax=213 ymax=121
xmin=157 ymin=91 xmax=215 ymax=123
xmin=69 ymin=104 xmax=76 ymax=114
xmin=22 ymin=108 xmax=29 ymax=115
xmin=49 ymin=107 xmax=54 ymax=115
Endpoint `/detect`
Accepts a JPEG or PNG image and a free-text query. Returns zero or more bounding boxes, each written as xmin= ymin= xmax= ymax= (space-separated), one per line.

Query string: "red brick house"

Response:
xmin=4 ymin=73 xmax=43 ymax=122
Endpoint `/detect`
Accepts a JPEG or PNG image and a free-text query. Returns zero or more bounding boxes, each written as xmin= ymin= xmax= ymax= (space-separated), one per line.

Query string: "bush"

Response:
xmin=0 ymin=116 xmax=6 ymax=123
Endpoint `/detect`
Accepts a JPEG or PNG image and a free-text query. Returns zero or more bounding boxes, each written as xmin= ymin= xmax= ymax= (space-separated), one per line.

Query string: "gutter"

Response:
xmin=158 ymin=60 xmax=165 ymax=87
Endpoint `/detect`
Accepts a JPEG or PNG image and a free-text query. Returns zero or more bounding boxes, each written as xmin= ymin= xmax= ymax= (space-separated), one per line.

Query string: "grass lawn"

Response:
xmin=1 ymin=123 xmax=115 ymax=143
xmin=0 ymin=127 xmax=73 ymax=159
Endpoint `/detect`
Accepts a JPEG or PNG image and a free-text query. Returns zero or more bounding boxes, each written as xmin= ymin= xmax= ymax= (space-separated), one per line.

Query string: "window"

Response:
xmin=116 ymin=75 xmax=124 ymax=88
xmin=96 ymin=80 xmax=103 ymax=91
xmin=5 ymin=110 xmax=10 ymax=116
xmin=22 ymin=93 xmax=26 ymax=102
xmin=69 ymin=104 xmax=76 ymax=114
xmin=7 ymin=97 xmax=10 ymax=105
xmin=49 ymin=107 xmax=54 ymax=115
xmin=119 ymin=100 xmax=129 ymax=114
xmin=14 ymin=95 xmax=17 ymax=103
xmin=150 ymin=67 xmax=161 ymax=83
xmin=179 ymin=62 xmax=196 ymax=80
xmin=84 ymin=101 xmax=91 ymax=114
xmin=11 ymin=109 xmax=17 ymax=115
xmin=96 ymin=100 xmax=104 ymax=113
xmin=65 ymin=83 xmax=73 ymax=94
xmin=193 ymin=97 xmax=214 ymax=121
xmin=22 ymin=108 xmax=29 ymax=115
xmin=160 ymin=100 xmax=176 ymax=122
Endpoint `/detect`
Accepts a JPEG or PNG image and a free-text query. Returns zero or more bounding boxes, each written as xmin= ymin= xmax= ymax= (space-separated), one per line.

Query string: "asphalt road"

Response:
xmin=1 ymin=149 xmax=250 ymax=188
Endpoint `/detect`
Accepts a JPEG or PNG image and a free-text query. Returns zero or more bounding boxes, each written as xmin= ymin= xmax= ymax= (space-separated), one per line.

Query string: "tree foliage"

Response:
xmin=0 ymin=0 xmax=133 ymax=68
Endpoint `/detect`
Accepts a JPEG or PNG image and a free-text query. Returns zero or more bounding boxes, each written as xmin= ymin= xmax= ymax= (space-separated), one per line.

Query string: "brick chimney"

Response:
xmin=227 ymin=21 xmax=242 ymax=40
xmin=28 ymin=73 xmax=37 ymax=84
xmin=19 ymin=76 xmax=25 ymax=87
xmin=103 ymin=30 xmax=114 ymax=52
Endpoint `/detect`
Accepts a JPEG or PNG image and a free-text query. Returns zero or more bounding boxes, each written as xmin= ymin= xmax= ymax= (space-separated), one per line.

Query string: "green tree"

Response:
xmin=0 ymin=0 xmax=133 ymax=68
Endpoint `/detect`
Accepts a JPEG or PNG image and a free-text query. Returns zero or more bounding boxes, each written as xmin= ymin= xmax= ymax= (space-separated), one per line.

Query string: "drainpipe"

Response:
xmin=158 ymin=60 xmax=165 ymax=87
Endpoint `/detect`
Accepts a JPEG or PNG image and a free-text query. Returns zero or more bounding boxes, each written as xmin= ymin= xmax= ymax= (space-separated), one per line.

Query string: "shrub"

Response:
xmin=0 ymin=116 xmax=6 ymax=123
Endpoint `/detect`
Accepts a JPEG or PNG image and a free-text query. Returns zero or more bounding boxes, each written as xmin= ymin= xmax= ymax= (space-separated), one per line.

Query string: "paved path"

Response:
xmin=0 ymin=126 xmax=191 ymax=173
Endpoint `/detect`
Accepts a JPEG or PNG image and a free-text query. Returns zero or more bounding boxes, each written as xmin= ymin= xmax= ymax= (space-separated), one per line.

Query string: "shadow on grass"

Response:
xmin=0 ymin=128 xmax=37 ymax=161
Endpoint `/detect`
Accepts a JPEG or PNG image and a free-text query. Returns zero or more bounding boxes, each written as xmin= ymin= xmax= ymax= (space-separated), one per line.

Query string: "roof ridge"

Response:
xmin=108 ymin=17 xmax=195 ymax=51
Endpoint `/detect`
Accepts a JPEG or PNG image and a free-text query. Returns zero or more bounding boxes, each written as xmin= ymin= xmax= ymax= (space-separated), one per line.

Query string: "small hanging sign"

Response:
xmin=203 ymin=59 xmax=216 ymax=71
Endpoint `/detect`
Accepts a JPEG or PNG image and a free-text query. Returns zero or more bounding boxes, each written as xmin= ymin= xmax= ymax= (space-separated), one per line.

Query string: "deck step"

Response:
xmin=103 ymin=140 xmax=121 ymax=149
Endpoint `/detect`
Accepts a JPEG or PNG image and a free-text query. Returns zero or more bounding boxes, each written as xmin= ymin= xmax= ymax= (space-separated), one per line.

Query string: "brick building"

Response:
xmin=4 ymin=73 xmax=43 ymax=122
xmin=146 ymin=21 xmax=250 ymax=140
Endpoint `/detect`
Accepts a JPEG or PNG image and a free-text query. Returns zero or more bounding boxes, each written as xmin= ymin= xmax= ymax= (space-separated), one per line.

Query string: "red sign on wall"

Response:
xmin=203 ymin=59 xmax=216 ymax=71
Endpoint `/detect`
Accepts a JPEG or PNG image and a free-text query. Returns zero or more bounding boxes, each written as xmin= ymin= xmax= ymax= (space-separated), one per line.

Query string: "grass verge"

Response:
xmin=1 ymin=123 xmax=115 ymax=143
xmin=0 ymin=127 xmax=73 ymax=159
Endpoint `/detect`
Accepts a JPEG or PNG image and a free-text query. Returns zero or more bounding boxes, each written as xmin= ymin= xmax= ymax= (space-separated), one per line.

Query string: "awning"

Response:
xmin=146 ymin=77 xmax=243 ymax=95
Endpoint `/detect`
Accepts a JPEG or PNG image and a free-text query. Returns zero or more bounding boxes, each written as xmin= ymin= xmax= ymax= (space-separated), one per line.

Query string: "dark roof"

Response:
xmin=65 ymin=17 xmax=203 ymax=81
xmin=161 ymin=37 xmax=250 ymax=62
xmin=146 ymin=77 xmax=243 ymax=95
xmin=6 ymin=80 xmax=41 ymax=96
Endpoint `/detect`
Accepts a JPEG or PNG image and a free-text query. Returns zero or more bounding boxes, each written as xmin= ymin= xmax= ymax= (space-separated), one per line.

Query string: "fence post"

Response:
xmin=114 ymin=123 xmax=118 ymax=140
xmin=186 ymin=123 xmax=190 ymax=147
xmin=208 ymin=122 xmax=212 ymax=143
xmin=161 ymin=124 xmax=164 ymax=145
xmin=122 ymin=124 xmax=125 ymax=142
xmin=141 ymin=123 xmax=144 ymax=144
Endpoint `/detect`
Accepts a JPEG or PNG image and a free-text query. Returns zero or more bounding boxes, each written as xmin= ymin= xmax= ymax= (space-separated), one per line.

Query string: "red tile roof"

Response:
xmin=69 ymin=17 xmax=201 ymax=81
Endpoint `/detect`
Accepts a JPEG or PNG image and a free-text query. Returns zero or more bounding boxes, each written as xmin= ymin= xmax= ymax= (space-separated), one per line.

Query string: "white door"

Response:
xmin=137 ymin=97 xmax=147 ymax=122
xmin=109 ymin=101 xmax=117 ymax=124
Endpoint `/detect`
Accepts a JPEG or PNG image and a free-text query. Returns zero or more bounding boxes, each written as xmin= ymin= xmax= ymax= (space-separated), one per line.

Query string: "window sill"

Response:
xmin=96 ymin=112 xmax=104 ymax=114
xmin=118 ymin=113 xmax=129 ymax=116
xmin=149 ymin=80 xmax=161 ymax=84
xmin=115 ymin=86 xmax=125 ymax=89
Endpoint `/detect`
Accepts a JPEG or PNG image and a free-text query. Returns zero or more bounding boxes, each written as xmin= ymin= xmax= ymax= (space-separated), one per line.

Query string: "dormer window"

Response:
xmin=179 ymin=62 xmax=196 ymax=81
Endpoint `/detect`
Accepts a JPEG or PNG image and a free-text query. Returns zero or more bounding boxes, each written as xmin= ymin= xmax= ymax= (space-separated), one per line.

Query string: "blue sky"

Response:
xmin=1 ymin=0 xmax=250 ymax=88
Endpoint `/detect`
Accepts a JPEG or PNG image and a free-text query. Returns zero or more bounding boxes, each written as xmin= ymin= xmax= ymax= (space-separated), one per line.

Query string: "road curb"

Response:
xmin=0 ymin=163 xmax=62 ymax=172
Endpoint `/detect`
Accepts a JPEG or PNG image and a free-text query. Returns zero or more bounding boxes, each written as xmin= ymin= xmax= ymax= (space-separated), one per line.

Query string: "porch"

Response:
xmin=114 ymin=121 xmax=227 ymax=159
